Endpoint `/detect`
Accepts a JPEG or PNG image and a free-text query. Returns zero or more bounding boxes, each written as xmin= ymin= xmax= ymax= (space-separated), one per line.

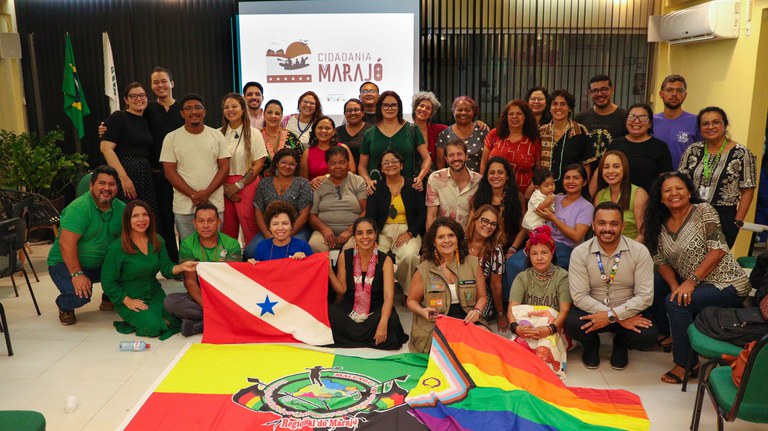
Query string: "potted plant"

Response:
xmin=0 ymin=128 xmax=89 ymax=207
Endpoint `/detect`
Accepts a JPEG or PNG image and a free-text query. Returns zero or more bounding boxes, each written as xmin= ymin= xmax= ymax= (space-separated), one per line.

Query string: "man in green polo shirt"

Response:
xmin=48 ymin=165 xmax=126 ymax=325
xmin=164 ymin=202 xmax=241 ymax=336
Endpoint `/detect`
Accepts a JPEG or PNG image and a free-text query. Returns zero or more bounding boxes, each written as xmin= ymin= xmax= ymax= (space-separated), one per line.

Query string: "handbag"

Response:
xmin=721 ymin=340 xmax=756 ymax=387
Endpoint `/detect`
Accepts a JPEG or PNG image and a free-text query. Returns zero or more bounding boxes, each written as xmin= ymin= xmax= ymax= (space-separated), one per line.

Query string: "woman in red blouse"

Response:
xmin=480 ymin=99 xmax=541 ymax=194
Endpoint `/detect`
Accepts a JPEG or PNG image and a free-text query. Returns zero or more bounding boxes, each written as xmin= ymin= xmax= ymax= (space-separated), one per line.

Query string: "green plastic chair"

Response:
xmin=0 ymin=410 xmax=46 ymax=430
xmin=75 ymin=171 xmax=92 ymax=198
xmin=691 ymin=333 xmax=768 ymax=430
xmin=682 ymin=324 xmax=743 ymax=392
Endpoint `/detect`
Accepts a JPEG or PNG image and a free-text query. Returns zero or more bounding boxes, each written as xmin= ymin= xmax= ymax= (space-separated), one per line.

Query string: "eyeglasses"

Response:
xmin=627 ymin=114 xmax=650 ymax=123
xmin=345 ymin=108 xmax=362 ymax=114
xmin=360 ymin=89 xmax=378 ymax=95
xmin=589 ymin=87 xmax=611 ymax=95
xmin=663 ymin=87 xmax=685 ymax=94
xmin=127 ymin=93 xmax=147 ymax=100
xmin=381 ymin=103 xmax=398 ymax=111
xmin=480 ymin=217 xmax=499 ymax=229
xmin=701 ymin=120 xmax=724 ymax=128
xmin=182 ymin=105 xmax=205 ymax=112
xmin=301 ymin=100 xmax=316 ymax=106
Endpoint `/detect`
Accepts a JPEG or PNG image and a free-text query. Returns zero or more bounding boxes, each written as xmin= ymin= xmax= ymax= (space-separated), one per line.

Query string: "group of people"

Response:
xmin=49 ymin=69 xmax=757 ymax=384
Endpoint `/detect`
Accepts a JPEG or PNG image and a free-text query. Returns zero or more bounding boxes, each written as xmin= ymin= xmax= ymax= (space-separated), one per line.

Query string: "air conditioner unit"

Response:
xmin=647 ymin=0 xmax=740 ymax=45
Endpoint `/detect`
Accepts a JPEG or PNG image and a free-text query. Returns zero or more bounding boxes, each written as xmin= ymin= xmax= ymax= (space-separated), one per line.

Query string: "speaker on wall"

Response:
xmin=0 ymin=33 xmax=22 ymax=59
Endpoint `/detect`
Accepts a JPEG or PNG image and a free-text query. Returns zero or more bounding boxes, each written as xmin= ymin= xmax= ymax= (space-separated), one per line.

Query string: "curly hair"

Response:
xmin=264 ymin=200 xmax=297 ymax=226
xmin=465 ymin=205 xmax=506 ymax=264
xmin=642 ymin=171 xmax=703 ymax=254
xmin=495 ymin=99 xmax=539 ymax=141
xmin=471 ymin=157 xmax=522 ymax=249
xmin=421 ymin=217 xmax=469 ymax=265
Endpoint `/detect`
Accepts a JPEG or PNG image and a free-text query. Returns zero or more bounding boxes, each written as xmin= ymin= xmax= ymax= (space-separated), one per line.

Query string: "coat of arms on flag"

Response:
xmin=122 ymin=344 xmax=428 ymax=430
xmin=198 ymin=254 xmax=334 ymax=345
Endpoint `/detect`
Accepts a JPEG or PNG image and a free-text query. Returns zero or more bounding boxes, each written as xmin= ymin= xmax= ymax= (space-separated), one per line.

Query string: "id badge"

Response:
xmin=698 ymin=186 xmax=710 ymax=200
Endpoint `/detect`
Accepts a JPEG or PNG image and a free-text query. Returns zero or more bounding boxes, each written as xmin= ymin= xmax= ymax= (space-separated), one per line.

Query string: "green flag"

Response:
xmin=62 ymin=33 xmax=90 ymax=138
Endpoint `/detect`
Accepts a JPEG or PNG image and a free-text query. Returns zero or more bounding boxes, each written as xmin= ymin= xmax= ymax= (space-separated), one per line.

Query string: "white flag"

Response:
xmin=103 ymin=32 xmax=119 ymax=114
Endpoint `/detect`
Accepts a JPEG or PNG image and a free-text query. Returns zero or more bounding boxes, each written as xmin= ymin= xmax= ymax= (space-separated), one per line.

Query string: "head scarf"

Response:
xmin=525 ymin=225 xmax=556 ymax=255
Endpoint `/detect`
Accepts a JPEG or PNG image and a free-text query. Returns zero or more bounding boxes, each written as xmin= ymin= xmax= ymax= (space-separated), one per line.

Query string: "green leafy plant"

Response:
xmin=0 ymin=128 xmax=89 ymax=199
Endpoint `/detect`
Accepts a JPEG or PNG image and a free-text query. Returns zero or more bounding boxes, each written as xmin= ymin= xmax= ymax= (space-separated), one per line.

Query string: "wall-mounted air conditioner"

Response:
xmin=648 ymin=0 xmax=740 ymax=45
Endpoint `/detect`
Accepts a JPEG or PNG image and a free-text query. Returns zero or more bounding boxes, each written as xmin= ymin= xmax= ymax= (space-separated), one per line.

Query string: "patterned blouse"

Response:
xmin=479 ymin=244 xmax=505 ymax=318
xmin=484 ymin=129 xmax=541 ymax=191
xmin=436 ymin=123 xmax=488 ymax=172
xmin=253 ymin=176 xmax=313 ymax=213
xmin=678 ymin=142 xmax=756 ymax=207
xmin=652 ymin=203 xmax=751 ymax=295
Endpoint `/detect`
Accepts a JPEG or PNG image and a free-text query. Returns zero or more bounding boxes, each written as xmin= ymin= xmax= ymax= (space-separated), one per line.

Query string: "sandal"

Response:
xmin=658 ymin=336 xmax=673 ymax=353
xmin=660 ymin=365 xmax=699 ymax=384
xmin=661 ymin=370 xmax=683 ymax=384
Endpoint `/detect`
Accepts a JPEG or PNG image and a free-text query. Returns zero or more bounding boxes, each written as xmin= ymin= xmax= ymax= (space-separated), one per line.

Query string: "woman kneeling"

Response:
xmin=102 ymin=200 xmax=197 ymax=337
xmin=407 ymin=217 xmax=488 ymax=353
xmin=328 ymin=217 xmax=409 ymax=349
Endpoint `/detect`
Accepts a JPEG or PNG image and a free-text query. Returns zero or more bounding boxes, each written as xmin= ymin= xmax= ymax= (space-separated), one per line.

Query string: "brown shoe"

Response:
xmin=59 ymin=309 xmax=77 ymax=325
xmin=99 ymin=299 xmax=115 ymax=311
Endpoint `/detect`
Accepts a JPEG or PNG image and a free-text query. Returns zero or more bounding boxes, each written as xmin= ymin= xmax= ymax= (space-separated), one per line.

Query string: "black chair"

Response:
xmin=0 ymin=302 xmax=12 ymax=356
xmin=0 ymin=218 xmax=40 ymax=315
xmin=11 ymin=198 xmax=39 ymax=282
xmin=0 ymin=189 xmax=60 ymax=238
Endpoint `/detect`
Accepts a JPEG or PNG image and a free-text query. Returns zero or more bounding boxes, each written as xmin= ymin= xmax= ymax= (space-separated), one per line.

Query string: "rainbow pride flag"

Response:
xmin=406 ymin=317 xmax=651 ymax=430
xmin=123 ymin=344 xmax=428 ymax=430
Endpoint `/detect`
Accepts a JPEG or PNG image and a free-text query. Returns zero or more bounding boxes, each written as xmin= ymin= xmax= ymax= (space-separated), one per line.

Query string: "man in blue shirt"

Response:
xmin=652 ymin=75 xmax=700 ymax=168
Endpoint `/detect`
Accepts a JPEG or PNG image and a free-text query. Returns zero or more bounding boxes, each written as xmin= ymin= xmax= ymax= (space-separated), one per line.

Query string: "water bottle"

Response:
xmin=119 ymin=340 xmax=150 ymax=351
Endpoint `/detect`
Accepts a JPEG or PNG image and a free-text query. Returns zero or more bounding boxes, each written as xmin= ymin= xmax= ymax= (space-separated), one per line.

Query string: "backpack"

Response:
xmin=694 ymin=306 xmax=768 ymax=347
xmin=748 ymin=251 xmax=768 ymax=304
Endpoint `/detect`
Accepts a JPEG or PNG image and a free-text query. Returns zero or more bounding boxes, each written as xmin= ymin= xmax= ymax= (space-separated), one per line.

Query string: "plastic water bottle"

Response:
xmin=119 ymin=340 xmax=150 ymax=351
xmin=65 ymin=395 xmax=77 ymax=413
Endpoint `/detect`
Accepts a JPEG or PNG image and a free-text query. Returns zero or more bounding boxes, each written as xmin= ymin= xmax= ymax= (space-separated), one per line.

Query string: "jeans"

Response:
xmin=666 ymin=283 xmax=743 ymax=367
xmin=565 ymin=306 xmax=658 ymax=351
xmin=174 ymin=211 xmax=224 ymax=243
xmin=503 ymin=242 xmax=573 ymax=301
xmin=242 ymin=226 xmax=312 ymax=260
xmin=50 ymin=262 xmax=102 ymax=311
xmin=651 ymin=272 xmax=674 ymax=338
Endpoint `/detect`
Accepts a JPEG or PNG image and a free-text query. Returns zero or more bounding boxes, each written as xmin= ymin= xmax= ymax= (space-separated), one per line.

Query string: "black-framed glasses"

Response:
xmin=381 ymin=103 xmax=398 ymax=111
xmin=360 ymin=89 xmax=378 ymax=95
xmin=127 ymin=93 xmax=147 ymax=100
xmin=589 ymin=87 xmax=611 ymax=95
xmin=627 ymin=114 xmax=650 ymax=123
xmin=182 ymin=105 xmax=205 ymax=112
xmin=345 ymin=108 xmax=362 ymax=114
xmin=480 ymin=217 xmax=498 ymax=229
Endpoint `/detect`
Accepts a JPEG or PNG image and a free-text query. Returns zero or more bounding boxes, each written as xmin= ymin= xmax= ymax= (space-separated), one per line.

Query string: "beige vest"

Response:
xmin=409 ymin=256 xmax=484 ymax=353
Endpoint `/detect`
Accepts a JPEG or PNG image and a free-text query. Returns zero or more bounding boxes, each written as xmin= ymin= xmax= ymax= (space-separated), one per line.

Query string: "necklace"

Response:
xmin=199 ymin=233 xmax=223 ymax=262
xmin=269 ymin=238 xmax=291 ymax=260
xmin=702 ymin=139 xmax=727 ymax=183
xmin=263 ymin=127 xmax=280 ymax=139
xmin=274 ymin=177 xmax=292 ymax=195
xmin=595 ymin=251 xmax=621 ymax=287
xmin=533 ymin=264 xmax=556 ymax=280
xmin=296 ymin=118 xmax=312 ymax=140
xmin=548 ymin=121 xmax=570 ymax=181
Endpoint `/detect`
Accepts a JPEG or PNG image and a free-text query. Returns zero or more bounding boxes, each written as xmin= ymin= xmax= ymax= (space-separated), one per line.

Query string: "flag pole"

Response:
xmin=28 ymin=33 xmax=45 ymax=136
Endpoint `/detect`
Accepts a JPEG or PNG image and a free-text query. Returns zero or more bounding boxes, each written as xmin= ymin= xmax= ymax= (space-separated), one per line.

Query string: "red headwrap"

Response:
xmin=525 ymin=225 xmax=556 ymax=255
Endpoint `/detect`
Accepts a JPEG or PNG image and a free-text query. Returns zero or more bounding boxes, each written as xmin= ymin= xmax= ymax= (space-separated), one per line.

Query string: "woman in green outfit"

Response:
xmin=594 ymin=150 xmax=648 ymax=243
xmin=102 ymin=200 xmax=198 ymax=337
xmin=358 ymin=90 xmax=432 ymax=194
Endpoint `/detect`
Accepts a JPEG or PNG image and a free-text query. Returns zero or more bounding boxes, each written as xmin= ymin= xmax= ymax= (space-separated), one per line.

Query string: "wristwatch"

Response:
xmin=607 ymin=309 xmax=617 ymax=323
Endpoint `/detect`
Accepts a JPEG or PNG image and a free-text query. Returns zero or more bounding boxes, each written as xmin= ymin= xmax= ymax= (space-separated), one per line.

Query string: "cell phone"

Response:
xmin=428 ymin=310 xmax=439 ymax=319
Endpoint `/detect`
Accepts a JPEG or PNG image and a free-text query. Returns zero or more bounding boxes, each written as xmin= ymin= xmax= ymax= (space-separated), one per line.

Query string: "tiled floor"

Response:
xmin=1 ymin=244 xmax=765 ymax=430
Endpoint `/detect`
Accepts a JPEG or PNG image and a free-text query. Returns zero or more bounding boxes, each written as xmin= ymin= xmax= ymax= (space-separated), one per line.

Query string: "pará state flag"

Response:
xmin=62 ymin=33 xmax=90 ymax=138
xmin=198 ymin=254 xmax=334 ymax=345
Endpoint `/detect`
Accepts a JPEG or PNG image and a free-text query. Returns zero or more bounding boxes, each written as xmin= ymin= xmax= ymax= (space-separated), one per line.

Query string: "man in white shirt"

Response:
xmin=160 ymin=93 xmax=230 ymax=240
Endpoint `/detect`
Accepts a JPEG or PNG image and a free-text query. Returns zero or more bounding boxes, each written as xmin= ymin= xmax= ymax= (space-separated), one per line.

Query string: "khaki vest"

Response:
xmin=409 ymin=256 xmax=485 ymax=353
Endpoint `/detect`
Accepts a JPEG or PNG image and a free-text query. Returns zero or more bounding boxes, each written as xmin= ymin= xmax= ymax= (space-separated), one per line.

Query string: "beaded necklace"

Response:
xmin=595 ymin=251 xmax=621 ymax=287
